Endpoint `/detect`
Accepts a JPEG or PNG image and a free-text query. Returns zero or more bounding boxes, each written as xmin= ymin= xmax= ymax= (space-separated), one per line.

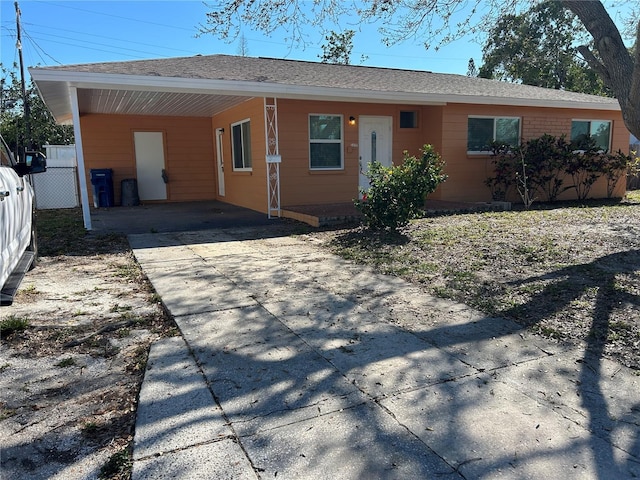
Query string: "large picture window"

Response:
xmin=467 ymin=116 xmax=520 ymax=153
xmin=232 ymin=119 xmax=252 ymax=170
xmin=571 ymin=120 xmax=611 ymax=151
xmin=309 ymin=115 xmax=343 ymax=169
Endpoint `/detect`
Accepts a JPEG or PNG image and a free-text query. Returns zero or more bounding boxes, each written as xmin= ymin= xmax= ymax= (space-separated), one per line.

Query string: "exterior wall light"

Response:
xmin=349 ymin=116 xmax=356 ymax=126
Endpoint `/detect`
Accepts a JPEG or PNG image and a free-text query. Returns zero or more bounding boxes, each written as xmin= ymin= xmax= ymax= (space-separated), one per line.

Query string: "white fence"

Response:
xmin=33 ymin=145 xmax=80 ymax=209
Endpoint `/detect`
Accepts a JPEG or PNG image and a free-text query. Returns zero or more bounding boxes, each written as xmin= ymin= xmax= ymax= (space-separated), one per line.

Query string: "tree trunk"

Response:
xmin=562 ymin=0 xmax=640 ymax=140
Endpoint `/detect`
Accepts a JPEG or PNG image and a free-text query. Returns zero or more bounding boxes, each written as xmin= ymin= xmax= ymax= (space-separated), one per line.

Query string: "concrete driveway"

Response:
xmin=128 ymin=227 xmax=640 ymax=479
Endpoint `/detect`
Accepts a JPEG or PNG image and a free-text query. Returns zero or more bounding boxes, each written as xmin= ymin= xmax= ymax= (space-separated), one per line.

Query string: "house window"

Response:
xmin=309 ymin=114 xmax=343 ymax=169
xmin=467 ymin=116 xmax=520 ymax=153
xmin=571 ymin=120 xmax=611 ymax=151
xmin=400 ymin=111 xmax=418 ymax=128
xmin=231 ymin=119 xmax=252 ymax=170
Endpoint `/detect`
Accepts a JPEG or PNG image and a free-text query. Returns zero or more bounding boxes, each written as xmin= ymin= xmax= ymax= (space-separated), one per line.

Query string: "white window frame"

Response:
xmin=231 ymin=118 xmax=252 ymax=171
xmin=467 ymin=115 xmax=521 ymax=154
xmin=570 ymin=119 xmax=612 ymax=152
xmin=309 ymin=114 xmax=344 ymax=170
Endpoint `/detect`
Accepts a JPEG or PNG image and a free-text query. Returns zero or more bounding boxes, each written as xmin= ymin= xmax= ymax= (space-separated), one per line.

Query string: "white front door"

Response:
xmin=358 ymin=116 xmax=393 ymax=194
xmin=134 ymin=131 xmax=167 ymax=201
xmin=215 ymin=128 xmax=225 ymax=197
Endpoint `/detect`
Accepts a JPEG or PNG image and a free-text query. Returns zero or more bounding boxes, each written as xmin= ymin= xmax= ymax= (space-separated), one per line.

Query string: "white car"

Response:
xmin=0 ymin=135 xmax=45 ymax=306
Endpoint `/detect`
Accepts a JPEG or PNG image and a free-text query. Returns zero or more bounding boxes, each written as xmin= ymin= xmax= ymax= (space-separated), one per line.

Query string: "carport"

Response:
xmin=29 ymin=68 xmax=278 ymax=231
xmin=88 ymin=201 xmax=284 ymax=235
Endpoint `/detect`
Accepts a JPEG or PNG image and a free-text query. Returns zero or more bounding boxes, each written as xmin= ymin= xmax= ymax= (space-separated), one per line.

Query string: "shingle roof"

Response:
xmin=30 ymin=54 xmax=620 ymax=123
xmin=39 ymin=54 xmax=617 ymax=106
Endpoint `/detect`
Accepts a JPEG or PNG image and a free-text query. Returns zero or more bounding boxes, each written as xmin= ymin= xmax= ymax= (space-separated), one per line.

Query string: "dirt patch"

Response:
xmin=0 ymin=230 xmax=176 ymax=480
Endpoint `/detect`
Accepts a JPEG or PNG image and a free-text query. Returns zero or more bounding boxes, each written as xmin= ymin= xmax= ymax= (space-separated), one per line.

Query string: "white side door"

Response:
xmin=134 ymin=131 xmax=167 ymax=201
xmin=358 ymin=116 xmax=393 ymax=194
xmin=215 ymin=128 xmax=225 ymax=197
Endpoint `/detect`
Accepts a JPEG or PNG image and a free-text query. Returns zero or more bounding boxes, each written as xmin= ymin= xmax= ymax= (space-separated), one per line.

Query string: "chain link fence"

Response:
xmin=34 ymin=145 xmax=80 ymax=210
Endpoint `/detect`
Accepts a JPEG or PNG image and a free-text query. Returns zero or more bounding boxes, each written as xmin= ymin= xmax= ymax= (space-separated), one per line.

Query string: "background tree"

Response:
xmin=1 ymin=65 xmax=74 ymax=154
xmin=200 ymin=0 xmax=639 ymax=138
xmin=319 ymin=30 xmax=355 ymax=65
xmin=467 ymin=58 xmax=478 ymax=77
xmin=236 ymin=33 xmax=250 ymax=56
xmin=478 ymin=1 xmax=609 ymax=95
xmin=563 ymin=1 xmax=639 ymax=142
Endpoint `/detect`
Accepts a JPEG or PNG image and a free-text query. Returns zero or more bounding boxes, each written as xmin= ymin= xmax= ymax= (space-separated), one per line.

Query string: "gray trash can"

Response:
xmin=121 ymin=178 xmax=140 ymax=206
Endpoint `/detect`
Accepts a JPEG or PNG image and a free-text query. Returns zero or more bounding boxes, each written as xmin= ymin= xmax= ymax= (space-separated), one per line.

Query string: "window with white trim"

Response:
xmin=231 ymin=119 xmax=252 ymax=170
xmin=571 ymin=120 xmax=611 ymax=151
xmin=309 ymin=114 xmax=343 ymax=169
xmin=467 ymin=116 xmax=520 ymax=153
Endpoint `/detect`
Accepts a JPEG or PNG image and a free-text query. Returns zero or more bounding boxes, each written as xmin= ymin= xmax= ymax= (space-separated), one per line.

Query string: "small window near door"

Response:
xmin=231 ymin=119 xmax=252 ymax=170
xmin=309 ymin=114 xmax=343 ymax=169
xmin=400 ymin=111 xmax=418 ymax=129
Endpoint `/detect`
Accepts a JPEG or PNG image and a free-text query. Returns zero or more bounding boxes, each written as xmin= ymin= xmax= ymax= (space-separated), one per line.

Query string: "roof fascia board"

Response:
xmin=30 ymin=68 xmax=620 ymax=112
xmin=445 ymin=96 xmax=620 ymax=111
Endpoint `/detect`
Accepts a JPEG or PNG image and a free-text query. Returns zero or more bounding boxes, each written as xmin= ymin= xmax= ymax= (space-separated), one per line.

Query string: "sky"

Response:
xmin=0 ymin=0 xmax=635 ymax=84
xmin=1 ymin=0 xmax=486 ymax=79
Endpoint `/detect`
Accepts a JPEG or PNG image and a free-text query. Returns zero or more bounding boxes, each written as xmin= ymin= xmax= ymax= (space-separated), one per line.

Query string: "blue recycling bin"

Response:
xmin=90 ymin=168 xmax=114 ymax=208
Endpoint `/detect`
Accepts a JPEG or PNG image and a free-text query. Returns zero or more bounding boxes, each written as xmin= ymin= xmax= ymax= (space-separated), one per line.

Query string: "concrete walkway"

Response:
xmin=128 ymin=228 xmax=640 ymax=479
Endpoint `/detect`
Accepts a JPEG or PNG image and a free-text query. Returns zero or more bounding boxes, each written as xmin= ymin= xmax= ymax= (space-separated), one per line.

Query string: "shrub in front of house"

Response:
xmin=355 ymin=144 xmax=447 ymax=231
xmin=601 ymin=149 xmax=634 ymax=198
xmin=484 ymin=142 xmax=516 ymax=201
xmin=485 ymin=134 xmax=633 ymax=204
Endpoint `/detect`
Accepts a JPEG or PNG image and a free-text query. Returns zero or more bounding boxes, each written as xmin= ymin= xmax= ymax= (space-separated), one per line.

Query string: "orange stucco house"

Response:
xmin=30 ymin=55 xmax=628 ymax=228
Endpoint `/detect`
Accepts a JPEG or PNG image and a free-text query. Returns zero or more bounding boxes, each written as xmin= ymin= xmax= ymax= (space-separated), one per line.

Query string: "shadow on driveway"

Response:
xmin=129 ymin=231 xmax=640 ymax=479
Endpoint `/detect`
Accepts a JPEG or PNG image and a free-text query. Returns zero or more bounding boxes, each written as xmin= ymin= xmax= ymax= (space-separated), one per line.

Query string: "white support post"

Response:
xmin=69 ymin=86 xmax=92 ymax=230
xmin=264 ymin=97 xmax=281 ymax=218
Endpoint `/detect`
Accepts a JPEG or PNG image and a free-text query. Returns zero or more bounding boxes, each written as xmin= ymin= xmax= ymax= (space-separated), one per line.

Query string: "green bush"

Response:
xmin=485 ymin=134 xmax=633 ymax=204
xmin=602 ymin=150 xmax=632 ymax=198
xmin=355 ymin=145 xmax=447 ymax=231
xmin=486 ymin=135 xmax=573 ymax=204
xmin=484 ymin=142 xmax=516 ymax=201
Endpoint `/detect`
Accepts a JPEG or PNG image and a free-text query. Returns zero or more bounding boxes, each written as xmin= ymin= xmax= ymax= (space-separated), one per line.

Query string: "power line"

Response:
xmin=24 ymin=31 xmax=187 ymax=58
xmin=22 ymin=29 xmax=62 ymax=65
xmin=19 ymin=35 xmax=159 ymax=61
xmin=22 ymin=21 xmax=200 ymax=56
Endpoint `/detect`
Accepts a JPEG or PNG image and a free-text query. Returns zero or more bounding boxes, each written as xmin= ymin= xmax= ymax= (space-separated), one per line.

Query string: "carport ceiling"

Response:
xmin=76 ymin=88 xmax=248 ymax=117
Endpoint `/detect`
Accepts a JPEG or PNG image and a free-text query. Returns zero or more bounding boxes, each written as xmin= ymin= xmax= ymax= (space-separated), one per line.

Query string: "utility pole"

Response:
xmin=15 ymin=1 xmax=32 ymax=157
